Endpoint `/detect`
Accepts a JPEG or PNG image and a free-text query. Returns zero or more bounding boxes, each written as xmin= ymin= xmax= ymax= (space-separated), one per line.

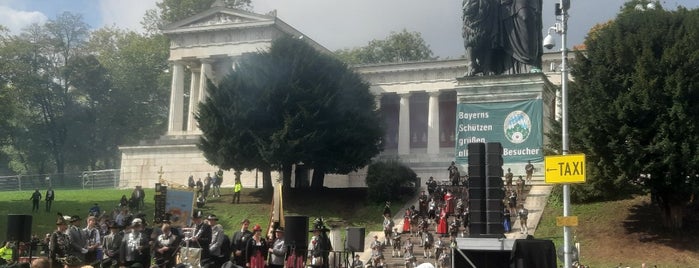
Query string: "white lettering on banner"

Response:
xmin=457 ymin=149 xmax=468 ymax=157
xmin=503 ymin=147 xmax=541 ymax=156
xmin=458 ymin=137 xmax=486 ymax=146
xmin=457 ymin=112 xmax=490 ymax=120
xmin=458 ymin=124 xmax=493 ymax=132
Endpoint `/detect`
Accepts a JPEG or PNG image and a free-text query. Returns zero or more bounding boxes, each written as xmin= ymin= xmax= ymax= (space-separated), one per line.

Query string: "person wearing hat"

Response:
xmin=307 ymin=219 xmax=332 ymax=268
xmin=244 ymin=224 xmax=267 ymax=268
xmin=206 ymin=214 xmax=226 ymax=267
xmin=267 ymin=227 xmax=286 ymax=268
xmin=49 ymin=214 xmax=72 ymax=268
xmin=119 ymin=218 xmax=150 ymax=267
xmin=190 ymin=210 xmax=212 ymax=266
xmin=307 ymin=227 xmax=323 ymax=267
xmin=67 ymin=215 xmax=87 ymax=266
xmin=349 ymin=254 xmax=362 ymax=268
xmin=100 ymin=222 xmax=123 ymax=268
xmin=230 ymin=218 xmax=252 ymax=267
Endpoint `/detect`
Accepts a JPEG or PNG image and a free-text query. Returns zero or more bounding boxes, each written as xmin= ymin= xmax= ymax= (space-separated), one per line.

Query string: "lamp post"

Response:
xmin=545 ymin=0 xmax=572 ymax=267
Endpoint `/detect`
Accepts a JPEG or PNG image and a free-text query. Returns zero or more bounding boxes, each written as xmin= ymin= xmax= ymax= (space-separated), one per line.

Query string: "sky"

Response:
xmin=0 ymin=0 xmax=697 ymax=59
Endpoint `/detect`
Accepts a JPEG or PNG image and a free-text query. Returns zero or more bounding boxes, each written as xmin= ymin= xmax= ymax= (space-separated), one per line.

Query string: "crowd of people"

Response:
xmin=366 ymin=161 xmax=536 ymax=268
xmin=35 ymin=209 xmax=296 ymax=268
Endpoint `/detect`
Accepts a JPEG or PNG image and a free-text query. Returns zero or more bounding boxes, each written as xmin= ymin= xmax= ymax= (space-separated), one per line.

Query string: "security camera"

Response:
xmin=543 ymin=34 xmax=555 ymax=49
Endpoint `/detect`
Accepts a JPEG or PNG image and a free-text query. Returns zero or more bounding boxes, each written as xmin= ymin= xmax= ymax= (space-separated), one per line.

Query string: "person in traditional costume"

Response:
xmin=245 ymin=224 xmax=268 ymax=268
xmin=436 ymin=207 xmax=449 ymax=238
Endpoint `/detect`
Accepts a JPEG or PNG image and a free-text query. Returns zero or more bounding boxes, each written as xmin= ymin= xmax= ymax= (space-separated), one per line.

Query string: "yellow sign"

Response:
xmin=556 ymin=216 xmax=579 ymax=227
xmin=545 ymin=154 xmax=586 ymax=183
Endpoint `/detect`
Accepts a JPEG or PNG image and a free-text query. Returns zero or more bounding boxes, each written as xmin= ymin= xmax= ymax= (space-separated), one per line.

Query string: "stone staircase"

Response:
xmin=356 ymin=177 xmax=552 ymax=267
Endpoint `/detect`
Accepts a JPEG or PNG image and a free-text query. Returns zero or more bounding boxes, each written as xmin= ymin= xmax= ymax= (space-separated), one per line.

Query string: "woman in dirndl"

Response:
xmin=402 ymin=208 xmax=412 ymax=234
xmin=436 ymin=207 xmax=449 ymax=237
xmin=245 ymin=224 xmax=268 ymax=268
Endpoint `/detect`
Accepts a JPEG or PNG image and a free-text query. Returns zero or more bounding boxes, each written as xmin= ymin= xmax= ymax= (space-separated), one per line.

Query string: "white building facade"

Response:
xmin=119 ymin=5 xmax=567 ymax=188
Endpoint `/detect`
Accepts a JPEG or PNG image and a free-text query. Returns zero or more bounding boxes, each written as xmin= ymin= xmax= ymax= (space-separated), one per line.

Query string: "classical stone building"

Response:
xmin=119 ymin=4 xmax=569 ymax=188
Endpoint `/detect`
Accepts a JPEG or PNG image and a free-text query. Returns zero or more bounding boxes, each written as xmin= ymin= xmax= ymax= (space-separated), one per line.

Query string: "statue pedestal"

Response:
xmin=454 ymin=73 xmax=556 ymax=179
xmin=456 ymin=73 xmax=555 ymax=104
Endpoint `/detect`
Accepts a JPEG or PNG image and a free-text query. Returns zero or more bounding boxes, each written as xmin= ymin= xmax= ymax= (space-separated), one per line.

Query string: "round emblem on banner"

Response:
xmin=504 ymin=110 xmax=531 ymax=144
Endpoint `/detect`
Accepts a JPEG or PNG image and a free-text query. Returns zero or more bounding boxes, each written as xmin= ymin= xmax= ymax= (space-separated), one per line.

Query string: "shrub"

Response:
xmin=365 ymin=160 xmax=418 ymax=203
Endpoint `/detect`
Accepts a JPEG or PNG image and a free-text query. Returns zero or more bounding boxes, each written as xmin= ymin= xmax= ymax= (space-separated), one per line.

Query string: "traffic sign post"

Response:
xmin=544 ymin=154 xmax=586 ymax=184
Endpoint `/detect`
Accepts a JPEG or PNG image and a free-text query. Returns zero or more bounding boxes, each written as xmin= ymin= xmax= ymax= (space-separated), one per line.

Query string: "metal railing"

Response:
xmin=0 ymin=169 xmax=120 ymax=191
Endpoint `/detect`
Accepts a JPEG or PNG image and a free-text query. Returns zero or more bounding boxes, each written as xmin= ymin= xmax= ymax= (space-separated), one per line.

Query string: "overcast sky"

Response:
xmin=0 ymin=0 xmax=697 ymax=58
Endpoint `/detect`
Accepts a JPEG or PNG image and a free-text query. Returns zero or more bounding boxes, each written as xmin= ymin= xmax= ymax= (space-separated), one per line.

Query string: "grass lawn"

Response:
xmin=536 ymin=194 xmax=699 ymax=267
xmin=0 ymin=187 xmax=410 ymax=243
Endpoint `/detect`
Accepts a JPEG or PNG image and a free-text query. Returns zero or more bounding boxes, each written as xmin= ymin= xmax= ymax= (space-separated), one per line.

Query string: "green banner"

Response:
xmin=455 ymin=99 xmax=543 ymax=164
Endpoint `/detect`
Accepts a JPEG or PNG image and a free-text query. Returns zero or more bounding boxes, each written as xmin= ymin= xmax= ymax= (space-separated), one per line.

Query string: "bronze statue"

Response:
xmin=462 ymin=0 xmax=543 ymax=76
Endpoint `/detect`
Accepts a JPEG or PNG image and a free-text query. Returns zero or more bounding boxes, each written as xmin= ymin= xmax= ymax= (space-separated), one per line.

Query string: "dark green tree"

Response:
xmin=568 ymin=2 xmax=699 ymax=229
xmin=335 ymin=29 xmax=434 ymax=64
xmin=198 ymin=36 xmax=384 ymax=190
xmin=365 ymin=160 xmax=418 ymax=203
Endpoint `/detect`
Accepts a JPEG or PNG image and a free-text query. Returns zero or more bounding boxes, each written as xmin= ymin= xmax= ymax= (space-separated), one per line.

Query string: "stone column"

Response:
xmin=187 ymin=66 xmax=201 ymax=132
xmin=398 ymin=93 xmax=411 ymax=155
xmin=167 ymin=61 xmax=185 ymax=134
xmin=427 ymin=91 xmax=441 ymax=155
xmin=198 ymin=59 xmax=214 ymax=104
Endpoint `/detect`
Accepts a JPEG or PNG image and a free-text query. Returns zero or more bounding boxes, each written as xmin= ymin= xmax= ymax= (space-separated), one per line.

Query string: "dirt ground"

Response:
xmin=576 ymin=195 xmax=699 ymax=267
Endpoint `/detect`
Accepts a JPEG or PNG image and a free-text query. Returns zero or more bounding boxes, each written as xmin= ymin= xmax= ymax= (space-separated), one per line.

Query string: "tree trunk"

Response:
xmin=310 ymin=167 xmax=325 ymax=189
xmin=659 ymin=198 xmax=685 ymax=230
xmin=294 ymin=165 xmax=309 ymax=188
xmin=281 ymin=164 xmax=292 ymax=189
xmin=262 ymin=168 xmax=273 ymax=193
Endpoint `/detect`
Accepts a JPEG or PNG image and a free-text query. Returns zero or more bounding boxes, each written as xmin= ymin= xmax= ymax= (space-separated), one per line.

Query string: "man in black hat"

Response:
xmin=230 ymin=218 xmax=251 ymax=267
xmin=67 ymin=215 xmax=87 ymax=266
xmin=100 ymin=222 xmax=123 ymax=268
xmin=190 ymin=210 xmax=212 ymax=267
xmin=268 ymin=227 xmax=286 ymax=268
xmin=308 ymin=219 xmax=332 ymax=268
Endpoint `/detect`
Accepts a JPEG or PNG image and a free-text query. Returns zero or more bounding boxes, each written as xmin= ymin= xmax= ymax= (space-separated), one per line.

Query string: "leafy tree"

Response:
xmin=198 ymin=36 xmax=384 ymax=190
xmin=0 ymin=13 xmax=93 ymax=183
xmin=86 ymin=28 xmax=171 ymax=146
xmin=567 ymin=2 xmax=699 ymax=229
xmin=335 ymin=29 xmax=434 ymax=64
xmin=365 ymin=160 xmax=418 ymax=203
xmin=142 ymin=0 xmax=252 ymax=35
xmin=0 ymin=14 xmax=170 ymax=180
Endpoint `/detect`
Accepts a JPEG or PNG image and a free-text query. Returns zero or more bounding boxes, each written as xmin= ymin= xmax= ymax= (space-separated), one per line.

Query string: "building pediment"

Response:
xmin=162 ymin=8 xmax=276 ymax=34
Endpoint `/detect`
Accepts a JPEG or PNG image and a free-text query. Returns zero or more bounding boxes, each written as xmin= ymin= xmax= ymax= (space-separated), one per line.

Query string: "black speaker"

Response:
xmin=284 ymin=215 xmax=309 ymax=253
xmin=469 ymin=222 xmax=505 ymax=237
xmin=468 ymin=166 xmax=484 ymax=178
xmin=486 ymin=142 xmax=503 ymax=154
xmin=454 ymin=249 xmax=511 ymax=267
xmin=486 ymin=166 xmax=504 ymax=177
xmin=468 ymin=188 xmax=505 ymax=200
xmin=486 ymin=177 xmax=504 ymax=188
xmin=7 ymin=214 xmax=32 ymax=242
xmin=511 ymin=239 xmax=557 ymax=268
xmin=468 ymin=143 xmax=485 ymax=166
xmin=345 ymin=227 xmax=365 ymax=252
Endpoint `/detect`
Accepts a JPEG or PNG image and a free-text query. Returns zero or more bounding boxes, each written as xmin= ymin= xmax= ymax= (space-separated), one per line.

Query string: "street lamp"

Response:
xmin=546 ymin=0 xmax=573 ymax=268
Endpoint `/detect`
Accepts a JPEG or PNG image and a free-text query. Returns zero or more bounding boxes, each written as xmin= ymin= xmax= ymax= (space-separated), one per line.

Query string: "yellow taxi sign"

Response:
xmin=545 ymin=154 xmax=586 ymax=183
xmin=556 ymin=216 xmax=578 ymax=227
